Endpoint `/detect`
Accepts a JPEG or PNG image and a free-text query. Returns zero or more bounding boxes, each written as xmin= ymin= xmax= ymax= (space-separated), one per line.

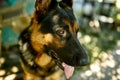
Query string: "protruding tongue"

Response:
xmin=62 ymin=63 xmax=75 ymax=79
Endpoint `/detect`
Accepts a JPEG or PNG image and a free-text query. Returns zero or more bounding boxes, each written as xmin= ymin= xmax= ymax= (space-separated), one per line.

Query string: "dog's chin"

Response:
xmin=55 ymin=58 xmax=75 ymax=80
xmin=48 ymin=50 xmax=75 ymax=79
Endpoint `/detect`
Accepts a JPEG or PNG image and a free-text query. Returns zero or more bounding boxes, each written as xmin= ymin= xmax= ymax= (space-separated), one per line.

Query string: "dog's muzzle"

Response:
xmin=48 ymin=50 xmax=64 ymax=70
xmin=48 ymin=49 xmax=89 ymax=79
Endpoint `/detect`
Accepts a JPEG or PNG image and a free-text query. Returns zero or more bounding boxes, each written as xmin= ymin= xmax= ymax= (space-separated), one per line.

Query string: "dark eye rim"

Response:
xmin=56 ymin=29 xmax=65 ymax=35
xmin=55 ymin=28 xmax=66 ymax=37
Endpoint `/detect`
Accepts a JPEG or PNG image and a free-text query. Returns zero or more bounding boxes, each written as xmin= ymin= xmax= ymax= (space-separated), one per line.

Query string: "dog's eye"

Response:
xmin=56 ymin=29 xmax=66 ymax=37
xmin=57 ymin=29 xmax=64 ymax=34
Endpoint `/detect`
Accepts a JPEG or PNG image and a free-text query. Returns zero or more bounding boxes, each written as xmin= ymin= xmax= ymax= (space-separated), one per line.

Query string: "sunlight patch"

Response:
xmin=116 ymin=50 xmax=120 ymax=55
xmin=4 ymin=74 xmax=16 ymax=80
xmin=96 ymin=72 xmax=105 ymax=78
xmin=117 ymin=75 xmax=120 ymax=80
xmin=90 ymin=63 xmax=101 ymax=72
xmin=0 ymin=70 xmax=6 ymax=76
xmin=112 ymin=76 xmax=117 ymax=80
xmin=11 ymin=66 xmax=19 ymax=73
xmin=84 ymin=35 xmax=91 ymax=43
xmin=116 ymin=0 xmax=120 ymax=9
xmin=98 ymin=0 xmax=103 ymax=3
xmin=117 ymin=40 xmax=120 ymax=45
xmin=0 ymin=57 xmax=5 ymax=66
xmin=101 ymin=52 xmax=108 ymax=60
xmin=116 ymin=68 xmax=120 ymax=74
xmin=0 ymin=77 xmax=3 ymax=80
xmin=85 ymin=70 xmax=92 ymax=76
xmin=106 ymin=59 xmax=115 ymax=68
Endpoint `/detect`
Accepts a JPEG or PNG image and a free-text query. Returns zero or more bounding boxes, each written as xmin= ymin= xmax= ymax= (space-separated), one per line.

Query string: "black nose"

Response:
xmin=72 ymin=54 xmax=90 ymax=66
xmin=80 ymin=57 xmax=90 ymax=66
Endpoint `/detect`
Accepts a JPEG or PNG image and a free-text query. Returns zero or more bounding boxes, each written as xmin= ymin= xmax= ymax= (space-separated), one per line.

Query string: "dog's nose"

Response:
xmin=80 ymin=57 xmax=89 ymax=66
xmin=72 ymin=54 xmax=90 ymax=66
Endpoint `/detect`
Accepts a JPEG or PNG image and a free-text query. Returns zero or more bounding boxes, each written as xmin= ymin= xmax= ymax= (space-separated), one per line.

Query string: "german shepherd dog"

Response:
xmin=18 ymin=0 xmax=89 ymax=80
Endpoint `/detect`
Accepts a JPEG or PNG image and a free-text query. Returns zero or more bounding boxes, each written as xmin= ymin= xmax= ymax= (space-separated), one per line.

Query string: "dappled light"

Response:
xmin=4 ymin=74 xmax=16 ymax=80
xmin=116 ymin=0 xmax=120 ymax=9
xmin=11 ymin=66 xmax=19 ymax=73
xmin=0 ymin=70 xmax=6 ymax=76
xmin=90 ymin=61 xmax=101 ymax=73
xmin=116 ymin=14 xmax=120 ymax=20
xmin=70 ymin=43 xmax=120 ymax=80
xmin=83 ymin=35 xmax=91 ymax=44
xmin=116 ymin=50 xmax=120 ymax=55
xmin=0 ymin=48 xmax=23 ymax=80
xmin=99 ymin=16 xmax=114 ymax=23
xmin=89 ymin=20 xmax=100 ymax=28
xmin=0 ymin=0 xmax=120 ymax=80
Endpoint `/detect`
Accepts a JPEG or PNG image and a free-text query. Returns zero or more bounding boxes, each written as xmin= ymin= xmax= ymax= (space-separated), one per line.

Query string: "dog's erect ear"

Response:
xmin=61 ymin=0 xmax=73 ymax=7
xmin=34 ymin=0 xmax=57 ymax=22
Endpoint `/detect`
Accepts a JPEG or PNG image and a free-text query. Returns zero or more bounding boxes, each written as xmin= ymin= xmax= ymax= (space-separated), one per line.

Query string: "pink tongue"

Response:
xmin=62 ymin=63 xmax=74 ymax=79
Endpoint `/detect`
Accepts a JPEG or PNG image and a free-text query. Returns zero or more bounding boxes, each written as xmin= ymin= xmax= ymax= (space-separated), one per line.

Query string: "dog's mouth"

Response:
xmin=48 ymin=50 xmax=74 ymax=79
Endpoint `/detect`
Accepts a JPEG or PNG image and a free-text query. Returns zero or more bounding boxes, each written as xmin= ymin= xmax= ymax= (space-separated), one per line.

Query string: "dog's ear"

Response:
xmin=58 ymin=0 xmax=73 ymax=10
xmin=34 ymin=0 xmax=57 ymax=22
xmin=61 ymin=0 xmax=73 ymax=7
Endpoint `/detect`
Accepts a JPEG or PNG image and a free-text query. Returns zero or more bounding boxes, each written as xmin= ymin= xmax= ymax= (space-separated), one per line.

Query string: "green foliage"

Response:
xmin=79 ymin=26 xmax=120 ymax=62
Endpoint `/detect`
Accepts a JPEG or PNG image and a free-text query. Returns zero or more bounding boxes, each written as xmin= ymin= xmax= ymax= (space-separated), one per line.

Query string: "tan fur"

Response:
xmin=19 ymin=0 xmax=76 ymax=80
xmin=35 ymin=53 xmax=54 ymax=69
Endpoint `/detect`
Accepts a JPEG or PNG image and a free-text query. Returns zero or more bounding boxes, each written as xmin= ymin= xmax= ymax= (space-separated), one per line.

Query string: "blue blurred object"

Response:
xmin=25 ymin=0 xmax=35 ymax=14
xmin=7 ymin=0 xmax=16 ymax=6
xmin=1 ymin=0 xmax=35 ymax=48
xmin=2 ymin=26 xmax=19 ymax=47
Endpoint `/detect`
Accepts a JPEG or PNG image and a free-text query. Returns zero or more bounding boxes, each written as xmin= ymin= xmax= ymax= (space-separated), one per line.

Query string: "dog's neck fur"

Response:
xmin=19 ymin=29 xmax=60 ymax=77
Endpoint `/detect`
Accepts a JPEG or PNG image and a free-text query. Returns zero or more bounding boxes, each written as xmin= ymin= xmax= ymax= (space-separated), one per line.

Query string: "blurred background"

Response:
xmin=0 ymin=0 xmax=120 ymax=80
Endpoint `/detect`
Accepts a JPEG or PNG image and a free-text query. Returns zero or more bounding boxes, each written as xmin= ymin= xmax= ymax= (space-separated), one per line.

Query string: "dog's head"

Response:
xmin=30 ymin=0 xmax=89 ymax=79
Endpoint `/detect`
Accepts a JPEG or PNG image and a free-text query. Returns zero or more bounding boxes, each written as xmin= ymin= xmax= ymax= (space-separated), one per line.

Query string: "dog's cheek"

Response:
xmin=30 ymin=32 xmax=47 ymax=53
xmin=35 ymin=53 xmax=55 ymax=68
xmin=44 ymin=34 xmax=66 ymax=49
xmin=44 ymin=33 xmax=54 ymax=43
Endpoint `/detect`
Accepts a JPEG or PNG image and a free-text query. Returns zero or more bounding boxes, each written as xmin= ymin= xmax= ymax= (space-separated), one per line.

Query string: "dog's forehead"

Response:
xmin=51 ymin=9 xmax=78 ymax=32
xmin=52 ymin=14 xmax=59 ymax=24
xmin=40 ymin=7 xmax=77 ymax=33
xmin=56 ymin=8 xmax=75 ymax=24
xmin=52 ymin=9 xmax=76 ymax=27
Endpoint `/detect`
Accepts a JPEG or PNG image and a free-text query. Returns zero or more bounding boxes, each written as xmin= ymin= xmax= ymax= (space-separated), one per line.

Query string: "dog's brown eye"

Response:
xmin=57 ymin=30 xmax=64 ymax=34
xmin=56 ymin=29 xmax=66 ymax=37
